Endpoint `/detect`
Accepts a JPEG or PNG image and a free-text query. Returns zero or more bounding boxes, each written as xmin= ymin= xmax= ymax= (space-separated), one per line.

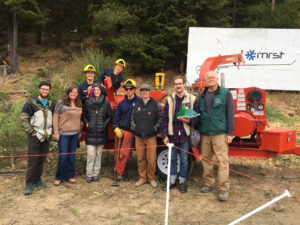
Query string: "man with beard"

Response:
xmin=161 ymin=76 xmax=196 ymax=193
xmin=20 ymin=81 xmax=55 ymax=195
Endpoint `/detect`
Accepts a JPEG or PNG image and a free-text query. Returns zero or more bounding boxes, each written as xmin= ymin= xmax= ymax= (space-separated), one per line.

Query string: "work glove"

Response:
xmin=114 ymin=127 xmax=124 ymax=139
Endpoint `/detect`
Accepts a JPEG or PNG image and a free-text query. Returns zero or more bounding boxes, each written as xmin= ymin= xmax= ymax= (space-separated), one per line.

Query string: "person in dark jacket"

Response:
xmin=96 ymin=59 xmax=126 ymax=91
xmin=131 ymin=84 xmax=162 ymax=188
xmin=82 ymin=83 xmax=113 ymax=183
xmin=113 ymin=79 xmax=140 ymax=181
xmin=78 ymin=64 xmax=96 ymax=104
xmin=20 ymin=81 xmax=55 ymax=195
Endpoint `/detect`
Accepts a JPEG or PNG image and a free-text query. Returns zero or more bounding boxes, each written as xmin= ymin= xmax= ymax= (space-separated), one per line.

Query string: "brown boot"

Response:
xmin=218 ymin=190 xmax=229 ymax=202
xmin=135 ymin=179 xmax=147 ymax=187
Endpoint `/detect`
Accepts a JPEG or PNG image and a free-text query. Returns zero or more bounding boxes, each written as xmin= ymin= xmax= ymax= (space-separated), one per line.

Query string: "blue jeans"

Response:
xmin=170 ymin=142 xmax=190 ymax=182
xmin=56 ymin=134 xmax=78 ymax=181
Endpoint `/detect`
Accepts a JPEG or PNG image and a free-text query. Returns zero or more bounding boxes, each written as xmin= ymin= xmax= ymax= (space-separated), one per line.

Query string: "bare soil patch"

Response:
xmin=0 ymin=152 xmax=299 ymax=225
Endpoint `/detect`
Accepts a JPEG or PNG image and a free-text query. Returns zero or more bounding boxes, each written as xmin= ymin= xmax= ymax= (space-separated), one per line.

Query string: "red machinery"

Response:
xmin=192 ymin=51 xmax=300 ymax=159
xmin=102 ymin=53 xmax=300 ymax=179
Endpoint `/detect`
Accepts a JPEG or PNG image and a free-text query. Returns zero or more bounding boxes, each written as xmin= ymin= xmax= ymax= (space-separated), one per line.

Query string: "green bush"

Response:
xmin=72 ymin=48 xmax=112 ymax=84
xmin=265 ymin=104 xmax=300 ymax=126
xmin=0 ymin=103 xmax=27 ymax=154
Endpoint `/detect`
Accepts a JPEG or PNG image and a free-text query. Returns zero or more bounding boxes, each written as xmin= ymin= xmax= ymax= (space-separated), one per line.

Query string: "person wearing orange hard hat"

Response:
xmin=96 ymin=59 xmax=126 ymax=91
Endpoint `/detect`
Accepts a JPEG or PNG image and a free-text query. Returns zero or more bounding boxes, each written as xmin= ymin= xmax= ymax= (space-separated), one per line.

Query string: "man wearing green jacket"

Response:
xmin=20 ymin=81 xmax=55 ymax=195
xmin=197 ymin=70 xmax=234 ymax=202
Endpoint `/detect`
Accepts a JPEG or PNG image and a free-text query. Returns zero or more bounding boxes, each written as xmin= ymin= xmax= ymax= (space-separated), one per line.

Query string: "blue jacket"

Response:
xmin=96 ymin=68 xmax=124 ymax=91
xmin=113 ymin=95 xmax=140 ymax=131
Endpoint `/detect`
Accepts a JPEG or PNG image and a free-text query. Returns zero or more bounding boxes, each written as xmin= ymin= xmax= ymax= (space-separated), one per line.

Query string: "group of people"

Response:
xmin=20 ymin=58 xmax=234 ymax=202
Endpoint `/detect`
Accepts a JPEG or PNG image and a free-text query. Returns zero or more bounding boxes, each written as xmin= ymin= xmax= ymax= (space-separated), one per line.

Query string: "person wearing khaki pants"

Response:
xmin=193 ymin=70 xmax=235 ymax=202
xmin=131 ymin=83 xmax=162 ymax=188
xmin=201 ymin=134 xmax=229 ymax=192
xmin=135 ymin=137 xmax=157 ymax=184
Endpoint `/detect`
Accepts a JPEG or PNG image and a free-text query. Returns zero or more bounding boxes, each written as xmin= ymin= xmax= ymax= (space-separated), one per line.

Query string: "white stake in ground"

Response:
xmin=228 ymin=190 xmax=291 ymax=225
xmin=165 ymin=143 xmax=173 ymax=225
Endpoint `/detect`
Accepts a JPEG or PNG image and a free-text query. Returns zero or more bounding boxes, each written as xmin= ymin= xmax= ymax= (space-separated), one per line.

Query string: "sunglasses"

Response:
xmin=124 ymin=87 xmax=134 ymax=91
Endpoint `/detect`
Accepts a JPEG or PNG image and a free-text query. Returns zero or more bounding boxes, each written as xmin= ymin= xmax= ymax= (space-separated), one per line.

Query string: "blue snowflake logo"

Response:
xmin=245 ymin=50 xmax=256 ymax=60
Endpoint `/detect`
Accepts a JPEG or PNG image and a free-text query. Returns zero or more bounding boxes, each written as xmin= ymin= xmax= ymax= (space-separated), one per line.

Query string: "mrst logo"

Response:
xmin=245 ymin=50 xmax=285 ymax=61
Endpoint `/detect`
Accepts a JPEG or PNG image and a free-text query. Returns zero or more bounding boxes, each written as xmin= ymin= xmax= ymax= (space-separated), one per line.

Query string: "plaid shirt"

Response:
xmin=161 ymin=95 xmax=189 ymax=143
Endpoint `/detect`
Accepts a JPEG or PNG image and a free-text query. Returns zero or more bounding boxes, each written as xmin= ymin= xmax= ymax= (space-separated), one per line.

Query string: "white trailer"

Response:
xmin=186 ymin=27 xmax=300 ymax=91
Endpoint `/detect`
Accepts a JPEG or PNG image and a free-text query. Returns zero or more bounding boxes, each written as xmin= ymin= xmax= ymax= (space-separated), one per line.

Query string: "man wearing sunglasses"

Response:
xmin=112 ymin=79 xmax=140 ymax=181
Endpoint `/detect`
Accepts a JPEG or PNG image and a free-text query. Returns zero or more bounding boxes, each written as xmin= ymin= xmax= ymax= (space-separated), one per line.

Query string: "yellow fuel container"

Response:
xmin=155 ymin=72 xmax=165 ymax=90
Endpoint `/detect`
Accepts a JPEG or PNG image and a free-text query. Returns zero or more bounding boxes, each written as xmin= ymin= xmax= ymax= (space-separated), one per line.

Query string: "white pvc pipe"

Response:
xmin=228 ymin=190 xmax=291 ymax=225
xmin=165 ymin=143 xmax=174 ymax=225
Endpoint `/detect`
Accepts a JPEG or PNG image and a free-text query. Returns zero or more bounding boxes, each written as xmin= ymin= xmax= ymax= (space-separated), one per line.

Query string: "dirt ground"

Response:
xmin=1 ymin=45 xmax=300 ymax=225
xmin=0 ymin=152 xmax=299 ymax=225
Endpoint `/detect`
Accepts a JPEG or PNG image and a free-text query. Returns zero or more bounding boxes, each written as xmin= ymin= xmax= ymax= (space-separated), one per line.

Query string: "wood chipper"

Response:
xmin=190 ymin=51 xmax=300 ymax=160
xmin=102 ymin=52 xmax=300 ymax=180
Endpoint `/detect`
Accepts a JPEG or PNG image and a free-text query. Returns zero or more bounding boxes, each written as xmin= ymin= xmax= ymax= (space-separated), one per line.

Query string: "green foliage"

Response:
xmin=0 ymin=92 xmax=8 ymax=102
xmin=36 ymin=65 xmax=52 ymax=79
xmin=0 ymin=103 xmax=26 ymax=152
xmin=265 ymin=104 xmax=300 ymax=126
xmin=72 ymin=48 xmax=112 ymax=84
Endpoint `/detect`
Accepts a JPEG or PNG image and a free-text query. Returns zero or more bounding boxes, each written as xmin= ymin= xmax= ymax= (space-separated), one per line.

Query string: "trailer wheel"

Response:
xmin=156 ymin=145 xmax=194 ymax=181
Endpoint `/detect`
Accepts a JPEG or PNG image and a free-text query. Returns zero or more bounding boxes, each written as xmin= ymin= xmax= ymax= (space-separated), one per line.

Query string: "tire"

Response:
xmin=156 ymin=143 xmax=194 ymax=181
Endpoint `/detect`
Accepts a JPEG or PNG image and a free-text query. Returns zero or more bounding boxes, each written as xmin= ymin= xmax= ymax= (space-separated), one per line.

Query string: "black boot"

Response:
xmin=35 ymin=180 xmax=46 ymax=188
xmin=179 ymin=182 xmax=188 ymax=194
xmin=24 ymin=183 xmax=33 ymax=195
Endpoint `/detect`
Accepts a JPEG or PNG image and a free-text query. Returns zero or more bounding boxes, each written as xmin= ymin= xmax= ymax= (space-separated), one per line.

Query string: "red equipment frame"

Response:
xmin=191 ymin=51 xmax=300 ymax=159
xmin=103 ymin=52 xmax=300 ymax=160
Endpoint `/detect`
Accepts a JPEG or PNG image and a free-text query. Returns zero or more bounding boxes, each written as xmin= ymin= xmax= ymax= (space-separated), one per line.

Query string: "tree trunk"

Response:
xmin=11 ymin=11 xmax=18 ymax=73
xmin=36 ymin=26 xmax=42 ymax=45
xmin=7 ymin=12 xmax=13 ymax=59
xmin=232 ymin=0 xmax=237 ymax=27
xmin=271 ymin=0 xmax=276 ymax=12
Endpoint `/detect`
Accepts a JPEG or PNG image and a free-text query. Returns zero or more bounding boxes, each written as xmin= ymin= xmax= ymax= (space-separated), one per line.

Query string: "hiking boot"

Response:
xmin=35 ymin=181 xmax=46 ymax=188
xmin=135 ymin=179 xmax=147 ymax=187
xmin=122 ymin=173 xmax=129 ymax=181
xmin=162 ymin=182 xmax=177 ymax=191
xmin=86 ymin=177 xmax=93 ymax=183
xmin=201 ymin=186 xmax=213 ymax=193
xmin=24 ymin=183 xmax=33 ymax=195
xmin=149 ymin=180 xmax=158 ymax=188
xmin=179 ymin=182 xmax=188 ymax=194
xmin=116 ymin=175 xmax=122 ymax=182
xmin=54 ymin=180 xmax=62 ymax=186
xmin=218 ymin=191 xmax=229 ymax=202
xmin=92 ymin=176 xmax=99 ymax=182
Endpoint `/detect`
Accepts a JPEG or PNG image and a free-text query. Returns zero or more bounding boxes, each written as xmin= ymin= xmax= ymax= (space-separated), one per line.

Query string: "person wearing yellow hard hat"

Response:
xmin=79 ymin=64 xmax=96 ymax=104
xmin=112 ymin=79 xmax=140 ymax=182
xmin=96 ymin=59 xmax=126 ymax=91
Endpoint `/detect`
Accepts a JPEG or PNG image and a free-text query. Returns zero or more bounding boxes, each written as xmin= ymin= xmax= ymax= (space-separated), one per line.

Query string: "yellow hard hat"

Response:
xmin=83 ymin=64 xmax=96 ymax=73
xmin=122 ymin=79 xmax=136 ymax=88
xmin=114 ymin=59 xmax=126 ymax=69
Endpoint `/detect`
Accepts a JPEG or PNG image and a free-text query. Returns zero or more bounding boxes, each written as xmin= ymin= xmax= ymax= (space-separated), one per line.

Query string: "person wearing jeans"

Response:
xmin=56 ymin=134 xmax=78 ymax=181
xmin=53 ymin=85 xmax=82 ymax=186
xmin=170 ymin=142 xmax=190 ymax=183
xmin=161 ymin=75 xmax=196 ymax=193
